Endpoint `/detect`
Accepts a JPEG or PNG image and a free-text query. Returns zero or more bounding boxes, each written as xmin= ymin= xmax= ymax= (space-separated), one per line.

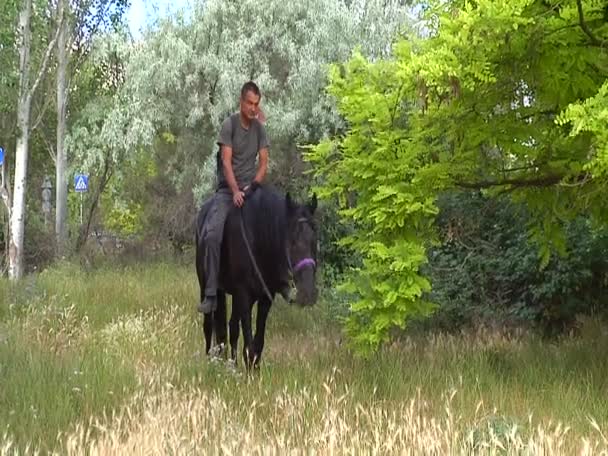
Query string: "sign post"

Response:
xmin=41 ymin=176 xmax=52 ymax=228
xmin=0 ymin=147 xmax=5 ymax=189
xmin=0 ymin=147 xmax=7 ymax=212
xmin=74 ymin=174 xmax=89 ymax=225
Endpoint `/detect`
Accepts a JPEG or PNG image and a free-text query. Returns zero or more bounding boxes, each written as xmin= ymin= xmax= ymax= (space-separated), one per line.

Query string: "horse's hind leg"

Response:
xmin=197 ymin=262 xmax=215 ymax=354
xmin=214 ymin=291 xmax=228 ymax=358
xmin=239 ymin=296 xmax=256 ymax=370
xmin=230 ymin=289 xmax=256 ymax=368
xmin=203 ymin=311 xmax=213 ymax=355
xmin=252 ymin=296 xmax=272 ymax=368
xmin=229 ymin=299 xmax=240 ymax=364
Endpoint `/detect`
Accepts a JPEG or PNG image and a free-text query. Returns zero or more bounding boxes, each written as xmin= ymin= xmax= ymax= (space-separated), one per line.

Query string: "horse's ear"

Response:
xmin=308 ymin=193 xmax=317 ymax=214
xmin=286 ymin=192 xmax=297 ymax=215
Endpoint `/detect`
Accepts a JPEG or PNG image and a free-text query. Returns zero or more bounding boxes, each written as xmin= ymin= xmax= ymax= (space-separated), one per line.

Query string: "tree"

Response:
xmin=306 ymin=0 xmax=608 ymax=353
xmin=10 ymin=0 xmax=62 ymax=279
xmin=67 ymin=28 xmax=131 ymax=251
xmin=55 ymin=0 xmax=69 ymax=255
xmin=0 ymin=0 xmax=19 ymax=143
xmin=0 ymin=0 xmax=19 ymax=272
xmin=54 ymin=0 xmax=129 ymax=257
xmin=101 ymin=0 xmax=411 ymax=198
xmin=66 ymin=0 xmax=412 ymax=251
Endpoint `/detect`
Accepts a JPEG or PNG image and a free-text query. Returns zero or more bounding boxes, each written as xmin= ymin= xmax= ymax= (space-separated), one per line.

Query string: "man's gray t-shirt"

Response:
xmin=216 ymin=113 xmax=270 ymax=189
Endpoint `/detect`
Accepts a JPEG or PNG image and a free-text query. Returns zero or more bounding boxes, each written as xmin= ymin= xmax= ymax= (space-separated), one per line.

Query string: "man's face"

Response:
xmin=240 ymin=90 xmax=261 ymax=121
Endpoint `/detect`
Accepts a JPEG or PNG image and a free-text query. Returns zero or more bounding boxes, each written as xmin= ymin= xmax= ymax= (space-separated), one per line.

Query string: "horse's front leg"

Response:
xmin=213 ymin=291 xmax=227 ymax=358
xmin=252 ymin=296 xmax=272 ymax=368
xmin=229 ymin=296 xmax=240 ymax=363
xmin=203 ymin=312 xmax=213 ymax=355
xmin=197 ymin=240 xmax=214 ymax=355
xmin=237 ymin=293 xmax=256 ymax=370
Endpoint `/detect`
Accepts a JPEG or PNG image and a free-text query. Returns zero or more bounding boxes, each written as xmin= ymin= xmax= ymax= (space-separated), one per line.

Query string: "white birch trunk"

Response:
xmin=56 ymin=0 xmax=69 ymax=256
xmin=9 ymin=0 xmax=33 ymax=280
xmin=10 ymin=0 xmax=63 ymax=279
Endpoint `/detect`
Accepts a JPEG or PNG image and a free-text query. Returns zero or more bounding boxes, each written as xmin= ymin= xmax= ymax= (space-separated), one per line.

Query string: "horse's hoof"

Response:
xmin=225 ymin=359 xmax=238 ymax=374
xmin=208 ymin=343 xmax=225 ymax=361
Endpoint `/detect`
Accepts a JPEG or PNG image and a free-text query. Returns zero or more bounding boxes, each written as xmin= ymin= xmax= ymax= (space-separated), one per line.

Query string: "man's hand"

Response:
xmin=249 ymin=180 xmax=260 ymax=192
xmin=233 ymin=190 xmax=245 ymax=207
xmin=243 ymin=181 xmax=260 ymax=199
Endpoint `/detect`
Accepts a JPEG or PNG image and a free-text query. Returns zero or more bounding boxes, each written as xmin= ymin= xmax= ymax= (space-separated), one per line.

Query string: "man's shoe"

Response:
xmin=197 ymin=295 xmax=217 ymax=314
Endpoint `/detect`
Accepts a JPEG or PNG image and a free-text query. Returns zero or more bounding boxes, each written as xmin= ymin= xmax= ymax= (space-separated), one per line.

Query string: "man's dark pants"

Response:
xmin=201 ymin=188 xmax=233 ymax=312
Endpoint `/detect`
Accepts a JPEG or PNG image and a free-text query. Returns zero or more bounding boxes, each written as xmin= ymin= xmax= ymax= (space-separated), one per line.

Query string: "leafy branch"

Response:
xmin=454 ymin=174 xmax=592 ymax=190
xmin=576 ymin=0 xmax=608 ymax=47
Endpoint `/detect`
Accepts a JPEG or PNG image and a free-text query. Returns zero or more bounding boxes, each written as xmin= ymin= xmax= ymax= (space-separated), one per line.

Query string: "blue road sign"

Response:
xmin=0 ymin=147 xmax=4 ymax=166
xmin=74 ymin=174 xmax=89 ymax=192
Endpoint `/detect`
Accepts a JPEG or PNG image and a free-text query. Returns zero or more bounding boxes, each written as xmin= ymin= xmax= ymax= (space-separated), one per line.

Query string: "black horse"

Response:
xmin=195 ymin=185 xmax=318 ymax=368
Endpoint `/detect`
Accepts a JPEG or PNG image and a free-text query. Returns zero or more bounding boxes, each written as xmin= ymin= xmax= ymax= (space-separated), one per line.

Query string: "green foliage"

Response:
xmin=97 ymin=153 xmax=156 ymax=238
xmin=307 ymin=53 xmax=441 ymax=354
xmin=83 ymin=0 xmax=411 ymax=202
xmin=103 ymin=201 xmax=144 ymax=236
xmin=307 ymin=0 xmax=608 ymax=353
xmin=22 ymin=210 xmax=56 ymax=273
xmin=0 ymin=0 xmax=18 ymax=135
xmin=558 ymin=80 xmax=608 ymax=177
xmin=422 ymin=192 xmax=608 ymax=333
xmin=1 ymin=0 xmax=58 ymax=147
xmin=61 ymin=0 xmax=411 ymax=256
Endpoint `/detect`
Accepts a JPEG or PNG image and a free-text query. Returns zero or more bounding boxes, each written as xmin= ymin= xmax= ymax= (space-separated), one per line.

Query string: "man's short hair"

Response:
xmin=241 ymin=81 xmax=261 ymax=99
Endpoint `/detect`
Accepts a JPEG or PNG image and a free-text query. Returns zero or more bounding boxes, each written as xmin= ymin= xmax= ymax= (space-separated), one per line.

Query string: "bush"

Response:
xmin=420 ymin=192 xmax=608 ymax=334
xmin=24 ymin=211 xmax=56 ymax=274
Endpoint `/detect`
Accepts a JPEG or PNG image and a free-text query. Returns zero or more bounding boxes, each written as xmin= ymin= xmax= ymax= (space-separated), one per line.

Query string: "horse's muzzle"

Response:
xmin=294 ymin=288 xmax=318 ymax=307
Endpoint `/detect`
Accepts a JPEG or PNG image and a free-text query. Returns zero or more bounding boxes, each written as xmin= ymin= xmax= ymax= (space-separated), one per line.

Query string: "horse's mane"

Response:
xmin=240 ymin=185 xmax=289 ymax=272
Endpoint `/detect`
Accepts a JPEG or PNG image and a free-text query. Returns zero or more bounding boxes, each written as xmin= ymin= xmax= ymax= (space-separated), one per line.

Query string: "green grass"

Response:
xmin=1 ymin=260 xmax=608 ymax=453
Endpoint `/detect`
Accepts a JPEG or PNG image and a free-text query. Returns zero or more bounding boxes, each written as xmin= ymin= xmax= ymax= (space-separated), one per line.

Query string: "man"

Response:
xmin=198 ymin=81 xmax=270 ymax=314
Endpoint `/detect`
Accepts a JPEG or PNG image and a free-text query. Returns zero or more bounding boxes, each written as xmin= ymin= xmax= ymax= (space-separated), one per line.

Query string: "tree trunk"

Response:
xmin=1 ymin=154 xmax=12 ymax=275
xmin=55 ymin=0 xmax=69 ymax=257
xmin=10 ymin=0 xmax=33 ymax=280
xmin=75 ymin=155 xmax=113 ymax=252
xmin=10 ymin=0 xmax=63 ymax=280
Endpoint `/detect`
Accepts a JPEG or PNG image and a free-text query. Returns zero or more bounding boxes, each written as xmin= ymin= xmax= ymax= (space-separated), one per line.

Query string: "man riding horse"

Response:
xmin=196 ymin=81 xmax=319 ymax=366
xmin=199 ymin=81 xmax=280 ymax=314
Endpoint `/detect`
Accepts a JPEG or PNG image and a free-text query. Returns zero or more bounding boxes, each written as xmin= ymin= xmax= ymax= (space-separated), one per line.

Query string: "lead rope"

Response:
xmin=239 ymin=208 xmax=275 ymax=302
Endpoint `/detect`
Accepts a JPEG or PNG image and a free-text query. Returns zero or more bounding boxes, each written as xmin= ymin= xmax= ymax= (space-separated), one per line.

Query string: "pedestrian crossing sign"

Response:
xmin=74 ymin=174 xmax=89 ymax=192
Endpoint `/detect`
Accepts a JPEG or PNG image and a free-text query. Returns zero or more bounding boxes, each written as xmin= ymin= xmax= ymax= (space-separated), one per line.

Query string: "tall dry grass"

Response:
xmin=1 ymin=261 xmax=608 ymax=454
xmin=48 ymin=375 xmax=608 ymax=455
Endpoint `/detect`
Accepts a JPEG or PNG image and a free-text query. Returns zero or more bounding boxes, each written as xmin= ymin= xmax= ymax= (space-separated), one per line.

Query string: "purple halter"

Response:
xmin=286 ymin=217 xmax=316 ymax=274
xmin=293 ymin=257 xmax=316 ymax=273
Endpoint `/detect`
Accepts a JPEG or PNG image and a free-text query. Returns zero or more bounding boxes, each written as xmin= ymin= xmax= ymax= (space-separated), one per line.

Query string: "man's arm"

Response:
xmin=253 ymin=147 xmax=269 ymax=184
xmin=221 ymin=145 xmax=241 ymax=195
xmin=251 ymin=121 xmax=270 ymax=187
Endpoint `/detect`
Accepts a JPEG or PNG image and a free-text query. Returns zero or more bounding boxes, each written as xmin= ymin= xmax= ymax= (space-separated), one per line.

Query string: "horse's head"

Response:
xmin=286 ymin=193 xmax=318 ymax=306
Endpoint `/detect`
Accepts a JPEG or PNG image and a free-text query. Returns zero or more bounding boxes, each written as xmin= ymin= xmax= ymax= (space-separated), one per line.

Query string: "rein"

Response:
xmin=239 ymin=209 xmax=315 ymax=303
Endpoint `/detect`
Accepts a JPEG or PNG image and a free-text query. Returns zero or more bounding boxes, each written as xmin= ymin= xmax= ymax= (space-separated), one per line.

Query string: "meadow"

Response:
xmin=1 ymin=261 xmax=607 ymax=454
